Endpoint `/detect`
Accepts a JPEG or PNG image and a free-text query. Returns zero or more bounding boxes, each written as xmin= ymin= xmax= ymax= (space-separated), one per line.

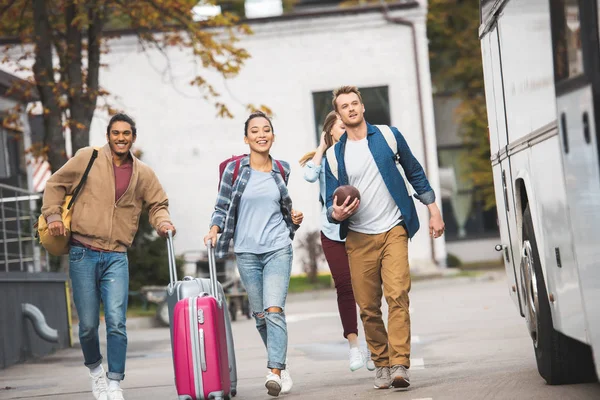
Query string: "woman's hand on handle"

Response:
xmin=204 ymin=226 xmax=219 ymax=247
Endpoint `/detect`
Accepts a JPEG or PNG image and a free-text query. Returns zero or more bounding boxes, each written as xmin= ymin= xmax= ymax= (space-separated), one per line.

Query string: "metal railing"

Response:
xmin=0 ymin=183 xmax=49 ymax=272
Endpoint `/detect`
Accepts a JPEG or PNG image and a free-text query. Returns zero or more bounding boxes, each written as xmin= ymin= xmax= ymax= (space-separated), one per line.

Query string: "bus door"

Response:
xmin=551 ymin=0 xmax=600 ymax=375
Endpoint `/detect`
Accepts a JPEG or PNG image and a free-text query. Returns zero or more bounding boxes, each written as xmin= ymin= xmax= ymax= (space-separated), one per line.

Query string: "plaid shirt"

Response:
xmin=210 ymin=156 xmax=298 ymax=259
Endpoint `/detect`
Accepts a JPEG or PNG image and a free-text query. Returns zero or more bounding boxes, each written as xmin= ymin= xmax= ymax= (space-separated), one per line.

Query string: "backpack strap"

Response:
xmin=375 ymin=125 xmax=414 ymax=196
xmin=376 ymin=124 xmax=397 ymax=155
xmin=274 ymin=159 xmax=286 ymax=182
xmin=325 ymin=147 xmax=338 ymax=181
xmin=67 ymin=148 xmax=99 ymax=210
xmin=231 ymin=158 xmax=242 ymax=185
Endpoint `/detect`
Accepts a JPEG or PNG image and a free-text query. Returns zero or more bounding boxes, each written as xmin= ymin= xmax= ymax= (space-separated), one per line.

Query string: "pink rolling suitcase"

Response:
xmin=171 ymin=236 xmax=232 ymax=400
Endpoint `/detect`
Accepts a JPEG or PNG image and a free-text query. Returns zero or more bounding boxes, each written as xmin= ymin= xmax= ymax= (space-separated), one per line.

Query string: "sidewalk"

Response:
xmin=0 ymin=270 xmax=504 ymax=400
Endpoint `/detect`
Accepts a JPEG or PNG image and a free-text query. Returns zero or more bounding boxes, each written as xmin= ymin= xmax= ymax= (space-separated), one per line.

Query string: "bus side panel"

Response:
xmin=557 ymin=86 xmax=600 ymax=349
xmin=482 ymin=30 xmax=521 ymax=312
xmin=528 ymin=135 xmax=588 ymax=344
xmin=498 ymin=0 xmax=556 ymax=144
xmin=497 ymin=0 xmax=588 ymax=343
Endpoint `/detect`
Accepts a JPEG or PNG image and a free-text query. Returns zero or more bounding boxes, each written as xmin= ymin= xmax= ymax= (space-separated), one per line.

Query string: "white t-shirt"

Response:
xmin=344 ymin=138 xmax=401 ymax=234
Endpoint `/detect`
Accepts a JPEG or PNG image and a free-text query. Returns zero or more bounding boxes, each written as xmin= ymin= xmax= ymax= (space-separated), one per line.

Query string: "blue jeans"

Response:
xmin=69 ymin=245 xmax=129 ymax=381
xmin=235 ymin=245 xmax=293 ymax=370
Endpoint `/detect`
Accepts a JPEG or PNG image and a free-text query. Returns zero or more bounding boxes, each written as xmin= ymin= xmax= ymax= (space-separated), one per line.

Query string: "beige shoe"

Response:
xmin=390 ymin=364 xmax=410 ymax=388
xmin=373 ymin=366 xmax=392 ymax=389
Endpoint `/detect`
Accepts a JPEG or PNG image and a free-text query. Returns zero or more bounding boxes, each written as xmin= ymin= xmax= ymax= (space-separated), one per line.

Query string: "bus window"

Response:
xmin=551 ymin=0 xmax=584 ymax=82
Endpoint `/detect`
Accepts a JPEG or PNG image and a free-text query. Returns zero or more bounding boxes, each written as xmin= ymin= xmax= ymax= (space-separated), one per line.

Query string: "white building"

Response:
xmin=5 ymin=1 xmax=447 ymax=275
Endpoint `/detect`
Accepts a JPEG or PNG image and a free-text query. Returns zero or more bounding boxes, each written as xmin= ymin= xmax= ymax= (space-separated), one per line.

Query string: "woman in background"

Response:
xmin=299 ymin=111 xmax=374 ymax=372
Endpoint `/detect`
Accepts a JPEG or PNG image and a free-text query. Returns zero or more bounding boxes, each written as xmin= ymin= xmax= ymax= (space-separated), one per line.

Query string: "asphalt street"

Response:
xmin=2 ymin=272 xmax=599 ymax=399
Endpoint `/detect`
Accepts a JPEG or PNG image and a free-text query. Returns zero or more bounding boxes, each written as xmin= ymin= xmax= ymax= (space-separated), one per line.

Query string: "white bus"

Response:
xmin=480 ymin=0 xmax=600 ymax=384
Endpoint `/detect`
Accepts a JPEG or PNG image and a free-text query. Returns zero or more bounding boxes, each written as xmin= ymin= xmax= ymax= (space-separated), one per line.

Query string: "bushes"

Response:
xmin=447 ymin=253 xmax=462 ymax=268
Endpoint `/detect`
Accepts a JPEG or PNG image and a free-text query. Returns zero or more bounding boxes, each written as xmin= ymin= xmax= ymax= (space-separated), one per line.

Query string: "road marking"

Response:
xmin=286 ymin=312 xmax=340 ymax=323
xmin=411 ymin=357 xmax=425 ymax=370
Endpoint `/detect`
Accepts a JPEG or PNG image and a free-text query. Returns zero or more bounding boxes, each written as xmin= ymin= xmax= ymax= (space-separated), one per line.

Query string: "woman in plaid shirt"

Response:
xmin=204 ymin=111 xmax=303 ymax=397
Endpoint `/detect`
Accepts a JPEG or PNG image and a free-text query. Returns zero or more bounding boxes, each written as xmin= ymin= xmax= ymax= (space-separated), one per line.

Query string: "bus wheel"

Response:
xmin=522 ymin=205 xmax=597 ymax=384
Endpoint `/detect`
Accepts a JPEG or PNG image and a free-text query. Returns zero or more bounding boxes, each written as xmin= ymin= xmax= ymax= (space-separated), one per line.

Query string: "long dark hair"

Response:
xmin=299 ymin=111 xmax=338 ymax=167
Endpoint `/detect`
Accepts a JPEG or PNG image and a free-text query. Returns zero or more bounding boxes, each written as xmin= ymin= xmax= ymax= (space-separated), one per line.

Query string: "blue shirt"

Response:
xmin=303 ymin=160 xmax=343 ymax=242
xmin=210 ymin=157 xmax=298 ymax=259
xmin=234 ymin=169 xmax=292 ymax=254
xmin=325 ymin=123 xmax=436 ymax=240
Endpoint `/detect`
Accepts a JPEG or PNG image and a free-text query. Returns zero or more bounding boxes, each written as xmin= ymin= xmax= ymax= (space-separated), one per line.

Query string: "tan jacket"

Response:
xmin=42 ymin=144 xmax=172 ymax=252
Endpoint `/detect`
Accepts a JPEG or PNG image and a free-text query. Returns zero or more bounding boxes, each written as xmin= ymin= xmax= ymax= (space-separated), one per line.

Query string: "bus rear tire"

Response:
xmin=523 ymin=205 xmax=597 ymax=385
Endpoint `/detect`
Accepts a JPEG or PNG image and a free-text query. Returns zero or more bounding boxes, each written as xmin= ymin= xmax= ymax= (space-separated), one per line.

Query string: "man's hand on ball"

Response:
xmin=332 ymin=196 xmax=360 ymax=222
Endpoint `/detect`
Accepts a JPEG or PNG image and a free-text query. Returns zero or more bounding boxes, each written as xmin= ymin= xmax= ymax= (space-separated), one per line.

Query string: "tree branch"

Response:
xmin=85 ymin=3 xmax=106 ymax=121
xmin=64 ymin=1 xmax=90 ymax=151
xmin=31 ymin=0 xmax=58 ymax=116
xmin=50 ymin=24 xmax=68 ymax=97
xmin=32 ymin=0 xmax=65 ymax=170
xmin=65 ymin=2 xmax=83 ymax=101
xmin=0 ymin=0 xmax=19 ymax=17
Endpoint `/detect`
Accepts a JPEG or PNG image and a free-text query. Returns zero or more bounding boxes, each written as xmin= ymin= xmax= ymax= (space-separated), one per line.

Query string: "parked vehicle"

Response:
xmin=479 ymin=0 xmax=600 ymax=384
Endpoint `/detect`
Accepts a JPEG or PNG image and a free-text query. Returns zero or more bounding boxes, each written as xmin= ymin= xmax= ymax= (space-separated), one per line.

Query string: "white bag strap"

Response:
xmin=375 ymin=125 xmax=414 ymax=196
xmin=325 ymin=146 xmax=338 ymax=181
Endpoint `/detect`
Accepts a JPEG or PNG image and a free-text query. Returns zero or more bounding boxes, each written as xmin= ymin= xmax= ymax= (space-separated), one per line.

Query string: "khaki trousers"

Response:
xmin=345 ymin=225 xmax=411 ymax=368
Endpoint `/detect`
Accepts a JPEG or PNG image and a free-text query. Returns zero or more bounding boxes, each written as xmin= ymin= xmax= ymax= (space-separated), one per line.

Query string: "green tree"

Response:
xmin=428 ymin=0 xmax=494 ymax=209
xmin=0 ymin=0 xmax=254 ymax=172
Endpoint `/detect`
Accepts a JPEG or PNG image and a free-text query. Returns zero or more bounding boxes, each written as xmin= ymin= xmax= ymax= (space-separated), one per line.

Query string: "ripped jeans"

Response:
xmin=69 ymin=245 xmax=129 ymax=381
xmin=235 ymin=245 xmax=293 ymax=370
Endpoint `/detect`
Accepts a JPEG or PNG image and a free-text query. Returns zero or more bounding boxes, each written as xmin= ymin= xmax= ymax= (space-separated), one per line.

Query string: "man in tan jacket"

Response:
xmin=42 ymin=113 xmax=176 ymax=400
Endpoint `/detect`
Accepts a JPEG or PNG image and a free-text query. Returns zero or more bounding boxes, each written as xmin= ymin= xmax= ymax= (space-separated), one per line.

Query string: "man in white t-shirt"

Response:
xmin=324 ymin=86 xmax=445 ymax=390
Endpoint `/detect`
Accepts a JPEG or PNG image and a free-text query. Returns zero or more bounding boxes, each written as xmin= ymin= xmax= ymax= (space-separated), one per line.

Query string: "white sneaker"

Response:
xmin=107 ymin=387 xmax=125 ymax=400
xmin=281 ymin=368 xmax=293 ymax=394
xmin=265 ymin=372 xmax=282 ymax=397
xmin=89 ymin=366 xmax=108 ymax=400
xmin=349 ymin=347 xmax=365 ymax=371
xmin=365 ymin=349 xmax=376 ymax=371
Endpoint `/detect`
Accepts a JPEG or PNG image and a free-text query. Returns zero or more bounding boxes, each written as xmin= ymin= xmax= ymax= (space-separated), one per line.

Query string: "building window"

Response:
xmin=311 ymin=86 xmax=391 ymax=144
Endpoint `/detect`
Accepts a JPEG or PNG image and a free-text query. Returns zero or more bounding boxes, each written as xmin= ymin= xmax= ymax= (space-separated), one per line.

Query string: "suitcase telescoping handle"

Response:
xmin=167 ymin=230 xmax=178 ymax=288
xmin=206 ymin=240 xmax=220 ymax=301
